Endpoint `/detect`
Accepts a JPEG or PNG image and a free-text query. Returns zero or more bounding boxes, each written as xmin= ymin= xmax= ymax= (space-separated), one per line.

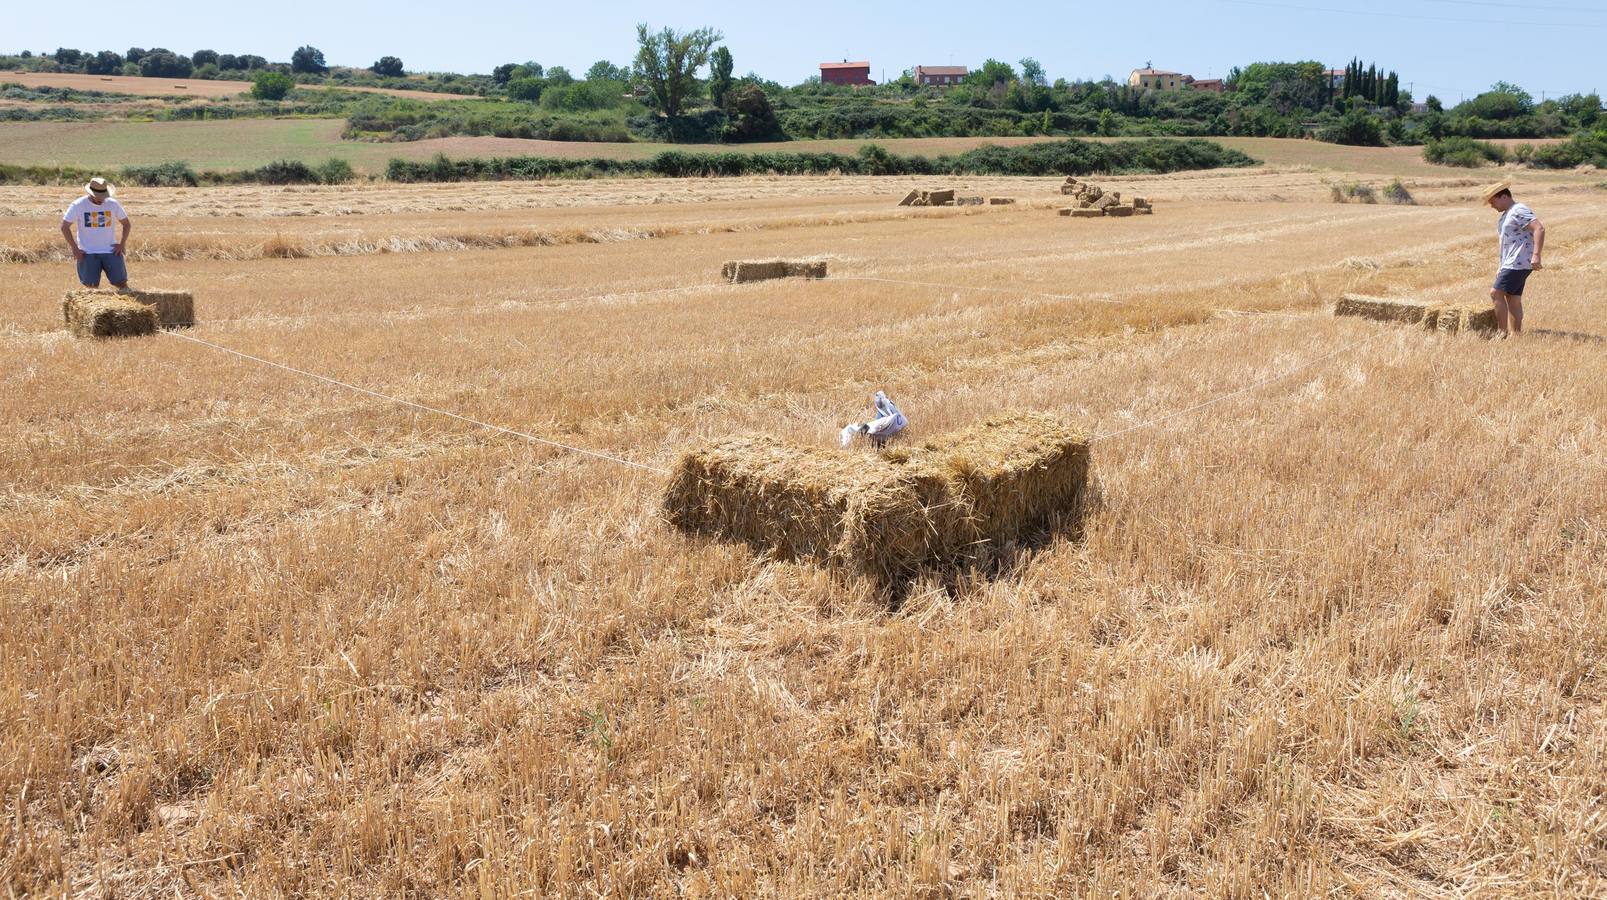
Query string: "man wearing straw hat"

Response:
xmin=1483 ymin=181 xmax=1543 ymax=337
xmin=60 ymin=177 xmax=133 ymax=290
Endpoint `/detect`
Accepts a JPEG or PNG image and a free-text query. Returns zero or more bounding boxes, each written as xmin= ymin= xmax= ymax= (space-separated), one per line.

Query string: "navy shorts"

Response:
xmin=1493 ymin=268 xmax=1531 ymax=296
xmin=76 ymin=252 xmax=128 ymax=287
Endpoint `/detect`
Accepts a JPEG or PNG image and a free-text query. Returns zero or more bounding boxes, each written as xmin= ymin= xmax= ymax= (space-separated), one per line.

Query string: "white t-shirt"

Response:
xmin=1498 ymin=202 xmax=1536 ymax=271
xmin=62 ymin=196 xmax=128 ymax=254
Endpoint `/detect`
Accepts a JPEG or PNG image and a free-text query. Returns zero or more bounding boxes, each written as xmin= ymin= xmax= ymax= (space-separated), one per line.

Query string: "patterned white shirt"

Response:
xmin=1498 ymin=202 xmax=1537 ymax=271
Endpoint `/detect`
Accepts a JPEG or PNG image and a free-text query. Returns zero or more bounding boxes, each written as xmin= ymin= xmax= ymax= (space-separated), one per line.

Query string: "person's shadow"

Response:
xmin=1528 ymin=329 xmax=1607 ymax=344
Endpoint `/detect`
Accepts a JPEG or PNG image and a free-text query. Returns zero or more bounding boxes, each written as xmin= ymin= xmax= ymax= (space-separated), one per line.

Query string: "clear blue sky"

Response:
xmin=10 ymin=0 xmax=1607 ymax=101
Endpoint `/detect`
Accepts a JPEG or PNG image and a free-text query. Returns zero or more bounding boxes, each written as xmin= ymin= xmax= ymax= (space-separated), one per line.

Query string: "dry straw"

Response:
xmin=721 ymin=260 xmax=829 ymax=283
xmin=62 ymin=293 xmax=158 ymax=338
xmin=663 ymin=413 xmax=1088 ymax=591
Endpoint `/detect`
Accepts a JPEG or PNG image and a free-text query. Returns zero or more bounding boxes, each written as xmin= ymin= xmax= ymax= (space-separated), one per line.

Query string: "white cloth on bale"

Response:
xmin=841 ymin=391 xmax=908 ymax=447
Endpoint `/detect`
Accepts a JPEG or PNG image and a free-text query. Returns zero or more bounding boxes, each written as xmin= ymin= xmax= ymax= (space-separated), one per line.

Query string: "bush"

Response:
xmin=315 ymin=158 xmax=356 ymax=184
xmin=1329 ymin=182 xmax=1377 ymax=204
xmin=252 ymin=71 xmax=295 ymax=101
xmin=506 ymin=77 xmax=544 ymax=102
xmin=249 ymin=160 xmax=320 ymax=184
xmin=121 ymin=161 xmax=199 ymax=187
xmin=1318 ymin=108 xmax=1384 ymax=146
xmin=139 ymin=51 xmax=193 ymax=79
xmin=1529 ymin=129 xmax=1607 ymax=169
xmin=372 ymin=56 xmax=405 ymax=78
xmin=1423 ymin=136 xmax=1507 ymax=167
xmin=1384 ymin=179 xmax=1415 ymax=205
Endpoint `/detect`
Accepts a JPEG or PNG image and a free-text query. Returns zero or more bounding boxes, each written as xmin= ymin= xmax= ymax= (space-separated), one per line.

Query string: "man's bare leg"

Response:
xmin=1507 ymin=295 xmax=1523 ymax=335
xmin=1490 ymin=289 xmax=1512 ymax=335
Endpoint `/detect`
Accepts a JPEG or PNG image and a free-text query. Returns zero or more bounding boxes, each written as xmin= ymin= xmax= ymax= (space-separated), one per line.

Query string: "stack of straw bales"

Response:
xmin=62 ymin=293 xmax=158 ymax=338
xmin=898 ymin=189 xmax=958 ymax=207
xmin=721 ymin=260 xmax=829 ymax=283
xmin=1334 ymin=294 xmax=1498 ymax=335
xmin=62 ymin=288 xmax=195 ymax=337
xmin=1058 ymin=177 xmax=1153 ymax=218
xmin=663 ymin=413 xmax=1089 ymax=591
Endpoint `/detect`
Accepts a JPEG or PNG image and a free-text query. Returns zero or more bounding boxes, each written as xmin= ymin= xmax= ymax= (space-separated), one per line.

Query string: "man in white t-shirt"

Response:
xmin=1483 ymin=181 xmax=1544 ymax=337
xmin=60 ymin=177 xmax=133 ymax=289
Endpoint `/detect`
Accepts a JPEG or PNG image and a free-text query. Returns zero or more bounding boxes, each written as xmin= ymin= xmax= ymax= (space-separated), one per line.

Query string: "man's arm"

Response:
xmin=113 ymin=215 xmax=132 ymax=256
xmin=1527 ymin=218 xmax=1545 ymax=269
xmin=60 ymin=220 xmax=84 ymax=261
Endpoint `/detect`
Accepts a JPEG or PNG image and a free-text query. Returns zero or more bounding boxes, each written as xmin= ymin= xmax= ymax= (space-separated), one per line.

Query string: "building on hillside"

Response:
xmin=1325 ymin=69 xmax=1346 ymax=89
xmin=1189 ymin=78 xmax=1225 ymax=93
xmin=914 ymin=65 xmax=968 ymax=87
xmin=820 ymin=61 xmax=874 ymax=86
xmin=1129 ymin=68 xmax=1186 ymax=91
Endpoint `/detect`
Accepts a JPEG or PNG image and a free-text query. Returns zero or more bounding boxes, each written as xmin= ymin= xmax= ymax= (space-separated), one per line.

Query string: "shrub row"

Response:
xmin=384 ymin=139 xmax=1256 ymax=183
xmin=0 ymin=158 xmax=355 ymax=187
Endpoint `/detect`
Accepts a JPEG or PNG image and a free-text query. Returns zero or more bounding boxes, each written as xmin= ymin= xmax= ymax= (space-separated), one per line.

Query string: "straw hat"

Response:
xmin=1481 ymin=181 xmax=1511 ymax=205
xmin=84 ymin=177 xmax=115 ymax=198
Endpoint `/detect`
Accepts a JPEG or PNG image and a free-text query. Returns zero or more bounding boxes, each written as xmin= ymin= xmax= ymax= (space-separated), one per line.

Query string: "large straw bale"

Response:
xmin=1106 ymin=205 xmax=1136 ymax=217
xmin=988 ymin=197 xmax=1016 ymax=205
xmin=1333 ymin=294 xmax=1439 ymax=326
xmin=1069 ymin=209 xmax=1105 ymax=218
xmin=1133 ymin=197 xmax=1151 ymax=210
xmin=65 ymin=288 xmax=194 ymax=328
xmin=662 ymin=437 xmax=976 ymax=585
xmin=1057 ymin=208 xmax=1074 ymax=217
xmin=722 ymin=259 xmax=827 ymax=283
xmin=1093 ymin=194 xmax=1119 ymax=211
xmin=1060 ymin=184 xmax=1078 ymax=195
xmin=898 ymin=189 xmax=921 ymax=207
xmin=62 ymin=293 xmax=158 ymax=338
xmin=926 ymin=189 xmax=956 ymax=206
xmin=664 ymin=414 xmax=1089 ymax=590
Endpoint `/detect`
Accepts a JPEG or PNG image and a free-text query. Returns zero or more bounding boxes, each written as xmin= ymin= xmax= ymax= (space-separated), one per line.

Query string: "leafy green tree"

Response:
xmin=139 ymin=50 xmax=193 ymax=78
xmin=506 ymin=77 xmax=545 ymax=102
xmin=251 ymin=70 xmax=295 ymax=100
xmin=967 ymin=59 xmax=1017 ymax=87
xmin=126 ymin=47 xmax=147 ymax=64
xmin=372 ymin=56 xmax=405 ymax=77
xmin=545 ymin=66 xmax=575 ymax=85
xmin=634 ymin=24 xmax=722 ymax=117
xmin=191 ymin=49 xmax=219 ymax=68
xmin=492 ymin=63 xmax=520 ymax=85
xmin=1019 ymin=57 xmax=1046 ymax=87
xmin=291 ymin=45 xmax=327 ymax=74
xmin=586 ymin=60 xmax=627 ymax=82
xmin=54 ymin=48 xmax=84 ymax=68
xmin=722 ymin=82 xmax=782 ymax=141
xmin=85 ymin=50 xmax=124 ymax=75
xmin=709 ymin=46 xmax=734 ymax=107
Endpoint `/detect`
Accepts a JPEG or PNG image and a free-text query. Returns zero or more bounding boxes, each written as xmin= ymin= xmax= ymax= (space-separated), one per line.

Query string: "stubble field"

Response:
xmin=3 ymin=156 xmax=1606 ymax=896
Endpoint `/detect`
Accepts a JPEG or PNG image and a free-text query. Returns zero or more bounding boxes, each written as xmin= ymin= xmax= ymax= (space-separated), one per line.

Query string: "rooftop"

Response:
xmin=916 ymin=65 xmax=969 ymax=75
xmin=820 ymin=61 xmax=871 ymax=70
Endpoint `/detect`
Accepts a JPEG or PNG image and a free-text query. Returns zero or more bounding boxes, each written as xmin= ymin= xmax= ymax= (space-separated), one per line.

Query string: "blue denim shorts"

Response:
xmin=76 ymin=252 xmax=129 ymax=287
xmin=1492 ymin=268 xmax=1531 ymax=296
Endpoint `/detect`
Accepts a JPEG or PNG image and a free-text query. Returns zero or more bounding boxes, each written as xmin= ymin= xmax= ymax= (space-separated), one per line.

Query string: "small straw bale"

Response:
xmin=1058 ymin=208 xmax=1074 ymax=217
xmin=1334 ymin=294 xmax=1439 ymax=326
xmin=1070 ymin=208 xmax=1105 ymax=218
xmin=1093 ymin=194 xmax=1119 ymax=210
xmin=1106 ymin=205 xmax=1136 ymax=217
xmin=956 ymin=196 xmax=984 ymax=206
xmin=925 ymin=189 xmax=956 ymax=206
xmin=661 ymin=437 xmax=975 ymax=586
xmin=62 ymin=293 xmax=158 ymax=338
xmin=988 ymin=197 xmax=1016 ymax=205
xmin=722 ymin=259 xmax=827 ymax=283
xmin=1132 ymin=197 xmax=1151 ymax=210
xmin=1135 ymin=207 xmax=1154 ymax=215
xmin=898 ymin=189 xmax=920 ymax=206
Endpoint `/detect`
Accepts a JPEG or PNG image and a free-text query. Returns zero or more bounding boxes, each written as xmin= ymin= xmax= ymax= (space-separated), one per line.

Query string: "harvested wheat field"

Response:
xmin=4 ymin=160 xmax=1607 ymax=897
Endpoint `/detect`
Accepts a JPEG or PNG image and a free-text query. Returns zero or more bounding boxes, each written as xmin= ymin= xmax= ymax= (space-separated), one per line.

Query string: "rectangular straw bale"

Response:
xmin=904 ymin=414 xmax=1090 ymax=551
xmin=1333 ymin=294 xmax=1439 ymax=326
xmin=662 ymin=437 xmax=977 ymax=586
xmin=898 ymin=189 xmax=920 ymax=206
xmin=1058 ymin=208 xmax=1074 ymax=217
xmin=925 ymin=189 xmax=956 ymax=206
xmin=1133 ymin=197 xmax=1151 ymax=210
xmin=1106 ymin=205 xmax=1136 ymax=217
xmin=988 ymin=197 xmax=1016 ymax=205
xmin=62 ymin=292 xmax=158 ymax=338
xmin=1070 ymin=208 xmax=1105 ymax=218
xmin=722 ymin=260 xmax=825 ymax=283
xmin=65 ymin=288 xmax=194 ymax=328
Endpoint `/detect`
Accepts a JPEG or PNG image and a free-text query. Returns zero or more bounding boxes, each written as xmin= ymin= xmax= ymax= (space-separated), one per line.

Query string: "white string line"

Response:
xmin=159 ymin=330 xmax=670 ymax=475
xmin=1091 ymin=329 xmax=1387 ymax=443
xmin=837 ymin=275 xmax=1131 ymax=306
xmin=202 ymin=281 xmax=728 ymax=327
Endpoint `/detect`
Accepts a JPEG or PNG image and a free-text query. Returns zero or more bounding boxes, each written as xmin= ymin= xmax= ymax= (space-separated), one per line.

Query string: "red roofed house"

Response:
xmin=914 ymin=65 xmax=968 ymax=87
xmin=821 ymin=61 xmax=874 ymax=86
